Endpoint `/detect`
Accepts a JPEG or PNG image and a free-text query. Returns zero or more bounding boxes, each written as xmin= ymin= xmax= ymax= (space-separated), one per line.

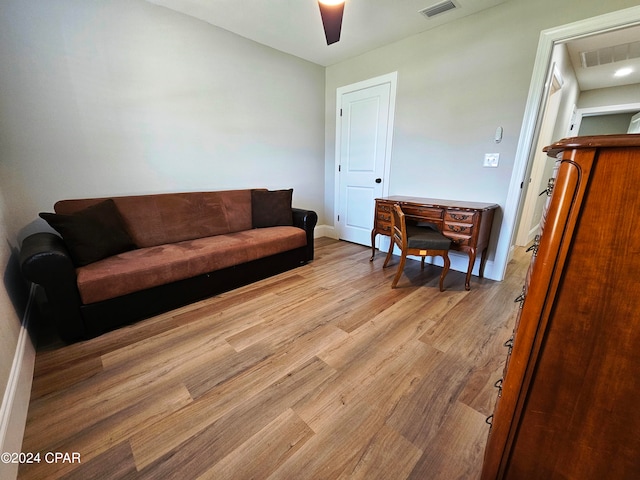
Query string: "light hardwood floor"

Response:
xmin=19 ymin=238 xmax=529 ymax=480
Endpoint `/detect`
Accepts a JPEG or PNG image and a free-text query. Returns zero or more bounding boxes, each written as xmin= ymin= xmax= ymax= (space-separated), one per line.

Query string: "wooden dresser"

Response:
xmin=371 ymin=196 xmax=498 ymax=290
xmin=481 ymin=135 xmax=640 ymax=479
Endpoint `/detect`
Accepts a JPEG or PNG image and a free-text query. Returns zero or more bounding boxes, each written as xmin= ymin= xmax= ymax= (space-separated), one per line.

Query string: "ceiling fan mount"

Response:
xmin=318 ymin=0 xmax=345 ymax=45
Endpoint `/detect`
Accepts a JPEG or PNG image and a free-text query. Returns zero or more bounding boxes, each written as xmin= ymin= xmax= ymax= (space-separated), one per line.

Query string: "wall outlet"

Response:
xmin=484 ymin=153 xmax=500 ymax=167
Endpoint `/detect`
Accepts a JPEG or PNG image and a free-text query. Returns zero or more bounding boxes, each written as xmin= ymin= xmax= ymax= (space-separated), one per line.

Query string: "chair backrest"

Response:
xmin=391 ymin=203 xmax=407 ymax=249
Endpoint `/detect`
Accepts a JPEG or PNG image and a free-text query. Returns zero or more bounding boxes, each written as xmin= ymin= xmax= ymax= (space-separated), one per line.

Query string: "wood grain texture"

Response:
xmin=19 ymin=238 xmax=529 ymax=480
xmin=483 ymin=139 xmax=640 ymax=479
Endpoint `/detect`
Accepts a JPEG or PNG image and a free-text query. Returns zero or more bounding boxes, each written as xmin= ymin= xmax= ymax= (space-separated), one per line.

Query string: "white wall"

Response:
xmin=578 ymin=83 xmax=640 ymax=109
xmin=0 ymin=0 xmax=326 ymax=244
xmin=324 ymin=0 xmax=640 ymax=280
xmin=0 ymin=186 xmax=34 ymax=480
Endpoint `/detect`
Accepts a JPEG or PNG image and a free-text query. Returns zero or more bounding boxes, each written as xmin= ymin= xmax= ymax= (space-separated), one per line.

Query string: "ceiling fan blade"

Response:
xmin=318 ymin=1 xmax=344 ymax=45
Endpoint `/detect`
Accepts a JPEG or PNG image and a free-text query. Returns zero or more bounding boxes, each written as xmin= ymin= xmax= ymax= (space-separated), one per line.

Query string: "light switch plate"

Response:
xmin=484 ymin=153 xmax=500 ymax=167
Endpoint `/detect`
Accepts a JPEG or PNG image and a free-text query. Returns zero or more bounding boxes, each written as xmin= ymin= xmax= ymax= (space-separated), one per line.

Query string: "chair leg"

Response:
xmin=391 ymin=253 xmax=407 ymax=288
xmin=383 ymin=242 xmax=394 ymax=268
xmin=439 ymin=252 xmax=451 ymax=292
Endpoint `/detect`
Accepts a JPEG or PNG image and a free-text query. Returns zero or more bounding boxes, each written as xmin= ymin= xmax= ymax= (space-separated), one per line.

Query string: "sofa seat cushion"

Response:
xmin=76 ymin=226 xmax=307 ymax=304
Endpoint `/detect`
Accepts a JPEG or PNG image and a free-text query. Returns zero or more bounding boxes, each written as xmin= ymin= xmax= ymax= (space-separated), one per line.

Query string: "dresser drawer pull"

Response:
xmin=539 ymin=177 xmax=555 ymax=197
xmin=525 ymin=234 xmax=540 ymax=256
xmin=504 ymin=337 xmax=514 ymax=349
xmin=514 ymin=292 xmax=525 ymax=306
xmin=486 ymin=415 xmax=493 ymax=426
xmin=494 ymin=378 xmax=503 ymax=397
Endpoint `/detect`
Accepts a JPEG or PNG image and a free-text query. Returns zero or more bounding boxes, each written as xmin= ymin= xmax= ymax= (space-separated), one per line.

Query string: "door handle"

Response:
xmin=375 ymin=178 xmax=382 ymax=183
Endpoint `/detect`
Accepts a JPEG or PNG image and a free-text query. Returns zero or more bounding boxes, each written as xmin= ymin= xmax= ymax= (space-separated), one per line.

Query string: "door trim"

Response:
xmin=570 ymin=102 xmax=640 ymax=135
xmin=496 ymin=6 xmax=640 ymax=281
xmin=334 ymin=72 xmax=397 ymax=243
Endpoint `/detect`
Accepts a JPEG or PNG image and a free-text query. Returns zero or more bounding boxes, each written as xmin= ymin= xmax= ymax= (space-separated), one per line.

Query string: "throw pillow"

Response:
xmin=251 ymin=189 xmax=293 ymax=228
xmin=40 ymin=199 xmax=136 ymax=266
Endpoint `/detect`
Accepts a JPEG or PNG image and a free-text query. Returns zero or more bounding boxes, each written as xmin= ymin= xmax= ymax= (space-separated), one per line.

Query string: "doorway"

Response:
xmin=334 ymin=72 xmax=397 ymax=246
xmin=495 ymin=6 xmax=640 ymax=280
xmin=515 ymin=65 xmax=564 ymax=247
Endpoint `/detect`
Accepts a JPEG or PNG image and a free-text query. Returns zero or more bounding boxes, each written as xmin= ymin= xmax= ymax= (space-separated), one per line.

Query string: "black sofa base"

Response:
xmin=78 ymin=246 xmax=308 ymax=341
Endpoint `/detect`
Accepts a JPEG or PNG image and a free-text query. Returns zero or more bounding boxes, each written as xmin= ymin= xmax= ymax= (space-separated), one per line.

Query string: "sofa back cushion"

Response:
xmin=55 ymin=190 xmax=253 ymax=248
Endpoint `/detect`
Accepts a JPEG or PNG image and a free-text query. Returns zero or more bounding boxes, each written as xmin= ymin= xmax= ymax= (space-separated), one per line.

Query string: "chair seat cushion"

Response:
xmin=406 ymin=225 xmax=451 ymax=250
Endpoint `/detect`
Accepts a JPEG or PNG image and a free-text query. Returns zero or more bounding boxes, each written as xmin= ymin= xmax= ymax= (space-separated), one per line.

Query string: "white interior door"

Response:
xmin=516 ymin=66 xmax=563 ymax=246
xmin=336 ymin=74 xmax=396 ymax=245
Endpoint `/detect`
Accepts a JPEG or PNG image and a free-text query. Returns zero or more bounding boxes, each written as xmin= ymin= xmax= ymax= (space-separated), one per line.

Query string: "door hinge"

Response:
xmin=338 ymin=165 xmax=341 ymax=172
xmin=337 ymin=214 xmax=340 ymax=222
xmin=340 ymin=108 xmax=343 ymax=116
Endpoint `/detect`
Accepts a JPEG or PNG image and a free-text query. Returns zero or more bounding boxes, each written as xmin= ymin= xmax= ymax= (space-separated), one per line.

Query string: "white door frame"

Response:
xmin=334 ymin=71 xmax=397 ymax=243
xmin=570 ymin=102 xmax=640 ymax=135
xmin=495 ymin=5 xmax=640 ymax=281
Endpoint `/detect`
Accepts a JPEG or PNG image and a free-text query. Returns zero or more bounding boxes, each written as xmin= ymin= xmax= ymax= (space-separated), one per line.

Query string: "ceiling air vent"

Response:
xmin=581 ymin=40 xmax=640 ymax=68
xmin=419 ymin=0 xmax=458 ymax=19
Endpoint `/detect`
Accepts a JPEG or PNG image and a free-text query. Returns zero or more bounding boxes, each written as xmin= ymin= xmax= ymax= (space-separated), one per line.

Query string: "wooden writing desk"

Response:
xmin=371 ymin=196 xmax=499 ymax=290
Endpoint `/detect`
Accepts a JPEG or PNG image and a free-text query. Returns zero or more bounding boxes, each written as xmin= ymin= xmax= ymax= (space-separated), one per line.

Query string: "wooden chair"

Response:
xmin=383 ymin=203 xmax=452 ymax=291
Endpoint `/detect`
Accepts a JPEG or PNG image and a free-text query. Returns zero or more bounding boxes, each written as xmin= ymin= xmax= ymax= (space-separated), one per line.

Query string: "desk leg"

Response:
xmin=465 ymin=248 xmax=477 ymax=291
xmin=370 ymin=230 xmax=377 ymax=261
xmin=478 ymin=247 xmax=489 ymax=278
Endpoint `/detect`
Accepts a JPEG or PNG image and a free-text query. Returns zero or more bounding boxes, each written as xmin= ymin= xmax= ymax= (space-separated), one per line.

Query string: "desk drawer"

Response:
xmin=402 ymin=205 xmax=444 ymax=222
xmin=376 ymin=215 xmax=392 ymax=234
xmin=375 ymin=201 xmax=393 ymax=233
xmin=444 ymin=210 xmax=478 ymax=245
xmin=445 ymin=210 xmax=478 ymax=224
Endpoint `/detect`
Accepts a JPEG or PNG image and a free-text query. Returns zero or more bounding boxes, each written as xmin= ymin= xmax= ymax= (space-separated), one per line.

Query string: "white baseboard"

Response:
xmin=0 ymin=284 xmax=36 ymax=480
xmin=314 ymin=224 xmax=337 ymax=239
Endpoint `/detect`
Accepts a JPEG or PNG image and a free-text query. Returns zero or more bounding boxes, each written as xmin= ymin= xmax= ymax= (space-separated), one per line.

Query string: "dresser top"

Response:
xmin=377 ymin=196 xmax=499 ymax=211
xmin=545 ymin=133 xmax=640 ymax=156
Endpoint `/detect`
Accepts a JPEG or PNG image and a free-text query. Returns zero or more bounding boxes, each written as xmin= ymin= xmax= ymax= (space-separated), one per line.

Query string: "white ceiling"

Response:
xmin=145 ymin=0 xmax=509 ymax=66
xmin=565 ymin=24 xmax=640 ymax=91
xmin=144 ymin=0 xmax=640 ymax=91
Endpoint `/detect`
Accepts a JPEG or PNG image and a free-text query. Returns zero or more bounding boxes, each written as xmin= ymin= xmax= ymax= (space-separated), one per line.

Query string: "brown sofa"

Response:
xmin=20 ymin=189 xmax=317 ymax=343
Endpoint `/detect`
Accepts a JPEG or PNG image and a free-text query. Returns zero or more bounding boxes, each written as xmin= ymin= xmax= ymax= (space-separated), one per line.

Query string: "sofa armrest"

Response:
xmin=292 ymin=208 xmax=318 ymax=261
xmin=20 ymin=232 xmax=86 ymax=342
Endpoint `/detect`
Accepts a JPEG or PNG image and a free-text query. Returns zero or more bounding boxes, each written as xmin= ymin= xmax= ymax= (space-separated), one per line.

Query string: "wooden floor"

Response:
xmin=20 ymin=238 xmax=529 ymax=480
